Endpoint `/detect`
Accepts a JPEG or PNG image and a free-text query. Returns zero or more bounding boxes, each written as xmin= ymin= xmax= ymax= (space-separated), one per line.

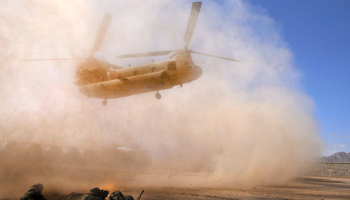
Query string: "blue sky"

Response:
xmin=248 ymin=0 xmax=350 ymax=156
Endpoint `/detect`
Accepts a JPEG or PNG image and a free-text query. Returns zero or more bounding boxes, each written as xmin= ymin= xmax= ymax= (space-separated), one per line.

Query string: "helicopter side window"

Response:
xmin=167 ymin=61 xmax=176 ymax=70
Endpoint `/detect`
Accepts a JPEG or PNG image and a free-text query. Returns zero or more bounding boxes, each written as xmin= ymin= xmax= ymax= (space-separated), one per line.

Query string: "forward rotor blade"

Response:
xmin=191 ymin=51 xmax=241 ymax=62
xmin=91 ymin=13 xmax=112 ymax=54
xmin=184 ymin=2 xmax=202 ymax=46
xmin=117 ymin=50 xmax=175 ymax=58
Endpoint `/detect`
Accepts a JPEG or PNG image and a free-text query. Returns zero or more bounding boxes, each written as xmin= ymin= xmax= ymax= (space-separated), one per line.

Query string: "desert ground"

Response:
xmin=133 ymin=177 xmax=350 ymax=200
xmin=4 ymin=162 xmax=350 ymax=200
xmin=40 ymin=176 xmax=350 ymax=200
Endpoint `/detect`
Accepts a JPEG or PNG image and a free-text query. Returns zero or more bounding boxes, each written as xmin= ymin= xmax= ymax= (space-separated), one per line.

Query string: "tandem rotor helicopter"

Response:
xmin=27 ymin=2 xmax=240 ymax=105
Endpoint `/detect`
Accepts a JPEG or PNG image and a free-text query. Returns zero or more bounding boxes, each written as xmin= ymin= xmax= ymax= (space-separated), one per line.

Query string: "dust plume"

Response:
xmin=0 ymin=0 xmax=320 ymax=197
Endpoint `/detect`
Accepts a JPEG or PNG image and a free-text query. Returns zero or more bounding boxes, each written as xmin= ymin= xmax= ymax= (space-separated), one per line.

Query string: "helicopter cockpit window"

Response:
xmin=184 ymin=61 xmax=193 ymax=68
xmin=167 ymin=61 xmax=176 ymax=70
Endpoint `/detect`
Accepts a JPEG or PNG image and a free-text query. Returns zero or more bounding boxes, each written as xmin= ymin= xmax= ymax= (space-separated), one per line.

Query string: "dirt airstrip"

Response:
xmin=5 ymin=163 xmax=350 ymax=200
xmin=39 ymin=176 xmax=350 ymax=200
xmin=130 ymin=177 xmax=350 ymax=199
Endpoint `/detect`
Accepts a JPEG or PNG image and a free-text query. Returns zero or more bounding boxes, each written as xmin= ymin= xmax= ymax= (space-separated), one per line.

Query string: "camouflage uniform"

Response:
xmin=109 ymin=191 xmax=135 ymax=200
xmin=123 ymin=195 xmax=134 ymax=200
xmin=108 ymin=191 xmax=124 ymax=200
xmin=21 ymin=184 xmax=46 ymax=200
xmin=81 ymin=188 xmax=109 ymax=200
xmin=80 ymin=194 xmax=97 ymax=200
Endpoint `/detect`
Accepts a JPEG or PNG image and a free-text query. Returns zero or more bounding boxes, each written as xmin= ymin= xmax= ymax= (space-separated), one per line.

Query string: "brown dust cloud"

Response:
xmin=0 ymin=0 xmax=320 ymax=198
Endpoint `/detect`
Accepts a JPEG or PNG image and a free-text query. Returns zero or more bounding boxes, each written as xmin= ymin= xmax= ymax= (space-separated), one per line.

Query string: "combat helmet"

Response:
xmin=31 ymin=183 xmax=43 ymax=192
xmin=90 ymin=187 xmax=101 ymax=196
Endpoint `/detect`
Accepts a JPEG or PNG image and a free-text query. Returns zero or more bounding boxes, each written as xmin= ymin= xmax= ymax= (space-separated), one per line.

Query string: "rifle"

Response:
xmin=136 ymin=190 xmax=144 ymax=200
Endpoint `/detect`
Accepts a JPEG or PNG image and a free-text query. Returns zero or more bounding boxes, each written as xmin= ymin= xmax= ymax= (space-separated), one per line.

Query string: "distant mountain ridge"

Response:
xmin=321 ymin=152 xmax=350 ymax=162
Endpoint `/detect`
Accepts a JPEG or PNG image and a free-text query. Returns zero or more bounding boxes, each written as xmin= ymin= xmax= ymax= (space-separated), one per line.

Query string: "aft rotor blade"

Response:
xmin=117 ymin=50 xmax=175 ymax=58
xmin=184 ymin=2 xmax=202 ymax=46
xmin=191 ymin=51 xmax=241 ymax=62
xmin=91 ymin=13 xmax=112 ymax=54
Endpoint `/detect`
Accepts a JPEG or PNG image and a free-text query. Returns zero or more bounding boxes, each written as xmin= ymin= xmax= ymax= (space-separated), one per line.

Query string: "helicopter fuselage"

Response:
xmin=23 ymin=2 xmax=238 ymax=104
xmin=76 ymin=51 xmax=203 ymax=99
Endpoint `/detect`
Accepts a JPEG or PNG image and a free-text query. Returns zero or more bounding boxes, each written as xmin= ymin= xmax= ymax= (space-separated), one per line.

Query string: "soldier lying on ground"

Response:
xmin=20 ymin=183 xmax=46 ymax=200
xmin=66 ymin=188 xmax=143 ymax=200
xmin=81 ymin=187 xmax=109 ymax=200
xmin=109 ymin=190 xmax=144 ymax=200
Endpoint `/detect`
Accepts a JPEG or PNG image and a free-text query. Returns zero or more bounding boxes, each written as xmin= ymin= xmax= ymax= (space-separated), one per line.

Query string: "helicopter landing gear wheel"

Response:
xmin=155 ymin=91 xmax=161 ymax=100
xmin=102 ymin=99 xmax=107 ymax=105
